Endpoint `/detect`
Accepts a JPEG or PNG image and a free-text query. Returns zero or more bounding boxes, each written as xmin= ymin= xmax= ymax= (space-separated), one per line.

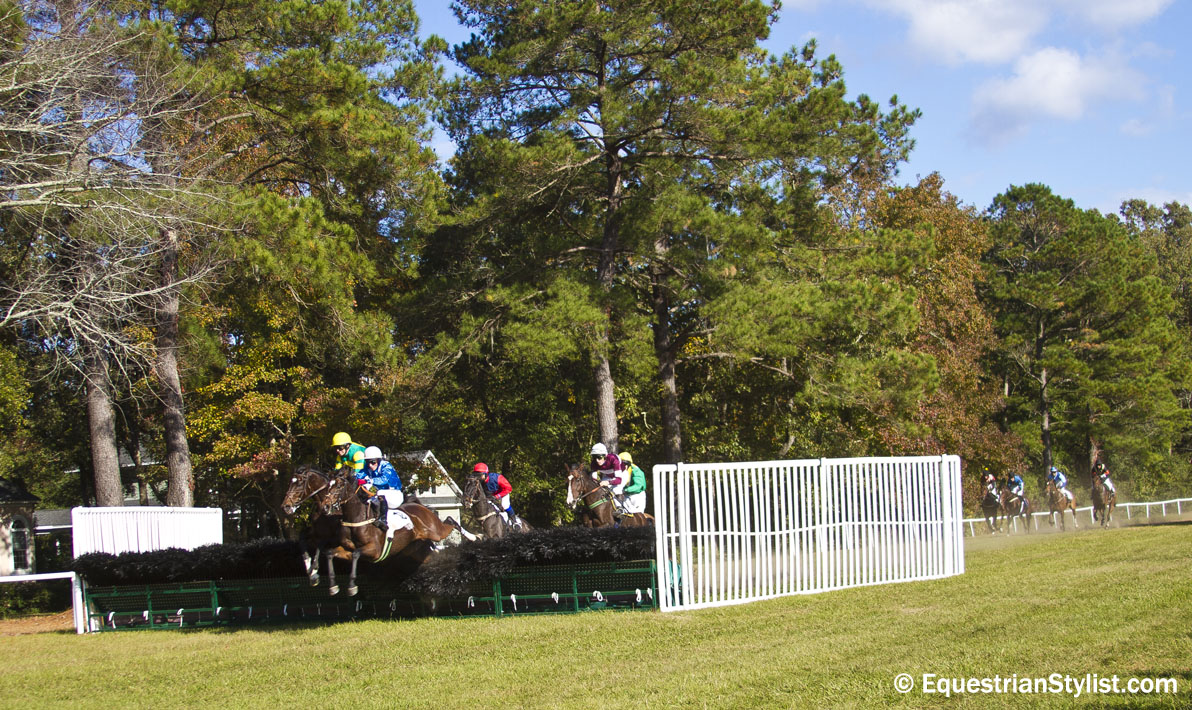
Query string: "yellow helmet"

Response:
xmin=331 ymin=432 xmax=352 ymax=447
xmin=620 ymin=451 xmax=633 ymax=465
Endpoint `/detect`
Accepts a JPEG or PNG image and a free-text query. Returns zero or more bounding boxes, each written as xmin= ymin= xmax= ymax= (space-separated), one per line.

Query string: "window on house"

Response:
xmin=11 ymin=518 xmax=31 ymax=572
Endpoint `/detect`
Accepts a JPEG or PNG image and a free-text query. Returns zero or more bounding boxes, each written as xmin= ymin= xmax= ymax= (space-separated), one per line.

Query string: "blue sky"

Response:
xmin=413 ymin=1 xmax=1189 ymax=215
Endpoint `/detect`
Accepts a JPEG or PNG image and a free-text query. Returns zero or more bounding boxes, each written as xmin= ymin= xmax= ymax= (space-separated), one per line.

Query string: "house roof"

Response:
xmin=34 ymin=508 xmax=72 ymax=528
xmin=0 ymin=476 xmax=38 ymax=504
xmin=391 ymin=450 xmax=465 ymax=499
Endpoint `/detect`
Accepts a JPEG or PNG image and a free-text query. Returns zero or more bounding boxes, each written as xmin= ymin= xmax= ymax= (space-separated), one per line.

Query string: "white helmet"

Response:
xmin=363 ymin=446 xmax=383 ymax=461
xmin=590 ymin=443 xmax=608 ymax=456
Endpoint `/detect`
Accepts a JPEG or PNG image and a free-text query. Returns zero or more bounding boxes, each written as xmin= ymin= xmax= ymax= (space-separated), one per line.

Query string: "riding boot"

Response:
xmin=375 ymin=496 xmax=388 ymax=532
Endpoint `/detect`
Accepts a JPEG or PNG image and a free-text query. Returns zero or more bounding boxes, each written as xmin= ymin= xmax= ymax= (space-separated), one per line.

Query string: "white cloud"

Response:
xmin=969 ymin=47 xmax=1146 ymax=143
xmin=1053 ymin=0 xmax=1174 ymax=30
xmin=1119 ymin=84 xmax=1176 ymax=136
xmin=868 ymin=0 xmax=1175 ymax=64
xmin=1120 ymin=118 xmax=1151 ymax=137
xmin=874 ymin=0 xmax=1050 ymax=64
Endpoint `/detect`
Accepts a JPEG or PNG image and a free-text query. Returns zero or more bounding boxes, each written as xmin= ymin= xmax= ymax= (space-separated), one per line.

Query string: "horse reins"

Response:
xmin=572 ymin=477 xmax=613 ymax=510
xmin=465 ymin=480 xmax=500 ymax=522
xmin=288 ymin=471 xmax=333 ymax=509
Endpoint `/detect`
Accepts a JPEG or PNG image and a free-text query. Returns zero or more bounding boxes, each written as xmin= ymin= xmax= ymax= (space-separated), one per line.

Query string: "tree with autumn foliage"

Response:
xmin=867 ymin=174 xmax=1023 ymax=471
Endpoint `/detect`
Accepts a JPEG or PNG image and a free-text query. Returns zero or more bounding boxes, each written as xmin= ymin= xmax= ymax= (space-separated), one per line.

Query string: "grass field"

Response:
xmin=0 ymin=522 xmax=1189 ymax=709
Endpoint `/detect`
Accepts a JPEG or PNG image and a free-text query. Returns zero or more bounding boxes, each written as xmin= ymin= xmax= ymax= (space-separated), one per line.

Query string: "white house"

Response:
xmin=390 ymin=450 xmax=465 ymax=523
xmin=0 ymin=476 xmax=38 ymax=576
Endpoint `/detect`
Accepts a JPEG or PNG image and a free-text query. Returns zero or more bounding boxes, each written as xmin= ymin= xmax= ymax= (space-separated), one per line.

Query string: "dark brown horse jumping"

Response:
xmin=565 ymin=463 xmax=653 ymax=528
xmin=282 ymin=465 xmax=468 ymax=596
xmin=1091 ymin=477 xmax=1116 ymax=528
xmin=461 ymin=475 xmax=531 ymax=539
xmin=1045 ymin=480 xmax=1079 ymax=531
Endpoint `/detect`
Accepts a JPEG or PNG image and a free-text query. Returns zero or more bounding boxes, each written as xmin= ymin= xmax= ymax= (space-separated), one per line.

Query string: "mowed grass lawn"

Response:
xmin=1 ymin=523 xmax=1189 ymax=709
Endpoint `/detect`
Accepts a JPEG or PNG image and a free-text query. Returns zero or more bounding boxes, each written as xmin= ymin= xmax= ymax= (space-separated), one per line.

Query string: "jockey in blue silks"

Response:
xmin=360 ymin=446 xmax=405 ymax=536
xmin=1046 ymin=466 xmax=1073 ymax=501
xmin=1005 ymin=472 xmax=1026 ymax=512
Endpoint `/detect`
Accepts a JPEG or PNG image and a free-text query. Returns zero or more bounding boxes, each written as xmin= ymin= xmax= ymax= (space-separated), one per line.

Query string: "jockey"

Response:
xmin=1005 ymin=472 xmax=1026 ymax=512
xmin=360 ymin=446 xmax=404 ymax=536
xmin=1047 ymin=466 xmax=1074 ymax=501
xmin=619 ymin=451 xmax=648 ymax=515
xmin=979 ymin=468 xmax=998 ymax=500
xmin=331 ymin=432 xmax=366 ymax=477
xmin=475 ymin=462 xmax=520 ymax=527
xmin=1005 ymin=472 xmax=1025 ymax=500
xmin=1093 ymin=461 xmax=1117 ymax=496
xmin=589 ymin=442 xmax=624 ymax=493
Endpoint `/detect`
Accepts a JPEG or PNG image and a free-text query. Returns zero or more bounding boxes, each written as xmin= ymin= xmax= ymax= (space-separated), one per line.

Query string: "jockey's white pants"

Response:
xmin=378 ymin=489 xmax=404 ymax=508
xmin=377 ymin=489 xmax=407 ymax=534
xmin=624 ymin=492 xmax=647 ymax=514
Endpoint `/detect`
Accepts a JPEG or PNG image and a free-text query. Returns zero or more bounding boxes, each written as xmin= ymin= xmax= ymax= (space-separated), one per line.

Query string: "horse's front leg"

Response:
xmin=346 ymin=550 xmax=361 ymax=597
xmin=326 ymin=549 xmax=339 ymax=596
xmin=303 ymin=548 xmax=320 ymax=587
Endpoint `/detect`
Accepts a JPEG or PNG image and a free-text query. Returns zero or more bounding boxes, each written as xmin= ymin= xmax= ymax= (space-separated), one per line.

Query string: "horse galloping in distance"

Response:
xmin=980 ymin=483 xmax=1003 ymax=535
xmin=1045 ymin=480 xmax=1079 ymax=532
xmin=565 ymin=463 xmax=653 ymax=528
xmin=1091 ymin=476 xmax=1116 ymax=528
xmin=461 ymin=475 xmax=531 ymax=539
xmin=999 ymin=487 xmax=1032 ymax=533
xmin=282 ymin=465 xmax=470 ymax=596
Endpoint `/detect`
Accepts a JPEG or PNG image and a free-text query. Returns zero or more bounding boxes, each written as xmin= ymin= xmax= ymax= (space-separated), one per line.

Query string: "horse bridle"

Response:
xmin=569 ymin=473 xmax=612 ymax=512
xmin=285 ymin=470 xmax=335 ymax=512
xmin=461 ymin=478 xmax=499 ymax=523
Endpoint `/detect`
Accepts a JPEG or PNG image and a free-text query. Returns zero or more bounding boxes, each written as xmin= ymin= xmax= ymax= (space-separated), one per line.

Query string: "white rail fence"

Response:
xmin=72 ymin=507 xmax=223 ymax=557
xmin=652 ymin=455 xmax=964 ymax=613
xmin=963 ymin=497 xmax=1192 ymax=536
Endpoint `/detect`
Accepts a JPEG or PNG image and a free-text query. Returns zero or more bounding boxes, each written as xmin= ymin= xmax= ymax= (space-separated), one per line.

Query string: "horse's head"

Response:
xmin=565 ymin=463 xmax=592 ymax=508
xmin=282 ymin=465 xmax=331 ymax=515
xmin=462 ymin=476 xmax=485 ymax=507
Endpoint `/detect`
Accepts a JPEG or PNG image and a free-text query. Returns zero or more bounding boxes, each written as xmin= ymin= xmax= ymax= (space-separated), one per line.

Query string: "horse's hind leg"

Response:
xmin=346 ymin=550 xmax=361 ymax=597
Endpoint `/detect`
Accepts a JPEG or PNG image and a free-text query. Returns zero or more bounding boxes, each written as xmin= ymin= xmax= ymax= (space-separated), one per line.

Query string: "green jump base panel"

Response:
xmin=83 ymin=559 xmax=658 ymax=631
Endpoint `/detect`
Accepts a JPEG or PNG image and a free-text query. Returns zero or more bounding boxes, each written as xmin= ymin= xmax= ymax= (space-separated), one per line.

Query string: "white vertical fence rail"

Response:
xmin=653 ymin=455 xmax=964 ymax=613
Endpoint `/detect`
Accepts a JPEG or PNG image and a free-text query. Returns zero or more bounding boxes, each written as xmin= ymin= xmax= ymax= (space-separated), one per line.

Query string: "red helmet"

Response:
xmin=473 ymin=462 xmax=489 ymax=474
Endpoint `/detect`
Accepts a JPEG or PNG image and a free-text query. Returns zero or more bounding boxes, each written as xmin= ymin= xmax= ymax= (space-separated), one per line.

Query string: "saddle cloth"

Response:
xmin=386 ymin=509 xmax=414 ymax=533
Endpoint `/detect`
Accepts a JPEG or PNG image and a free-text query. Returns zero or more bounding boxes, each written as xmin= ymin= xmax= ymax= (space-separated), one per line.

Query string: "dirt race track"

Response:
xmin=0 ymin=609 xmax=74 ymax=636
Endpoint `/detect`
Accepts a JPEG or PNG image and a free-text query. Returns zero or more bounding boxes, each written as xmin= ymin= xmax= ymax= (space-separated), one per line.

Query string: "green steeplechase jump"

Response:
xmin=82 ymin=559 xmax=658 ymax=631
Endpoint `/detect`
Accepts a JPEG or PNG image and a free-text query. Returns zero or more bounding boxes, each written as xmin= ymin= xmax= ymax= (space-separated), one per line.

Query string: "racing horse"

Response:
xmin=1045 ymin=479 xmax=1079 ymax=531
xmin=999 ymin=487 xmax=1032 ymax=533
xmin=1091 ymin=476 xmax=1116 ymax=528
xmin=565 ymin=463 xmax=653 ymax=528
xmin=980 ymin=483 xmax=1003 ymax=534
xmin=461 ymin=475 xmax=531 ymax=539
xmin=282 ymin=465 xmax=470 ymax=596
